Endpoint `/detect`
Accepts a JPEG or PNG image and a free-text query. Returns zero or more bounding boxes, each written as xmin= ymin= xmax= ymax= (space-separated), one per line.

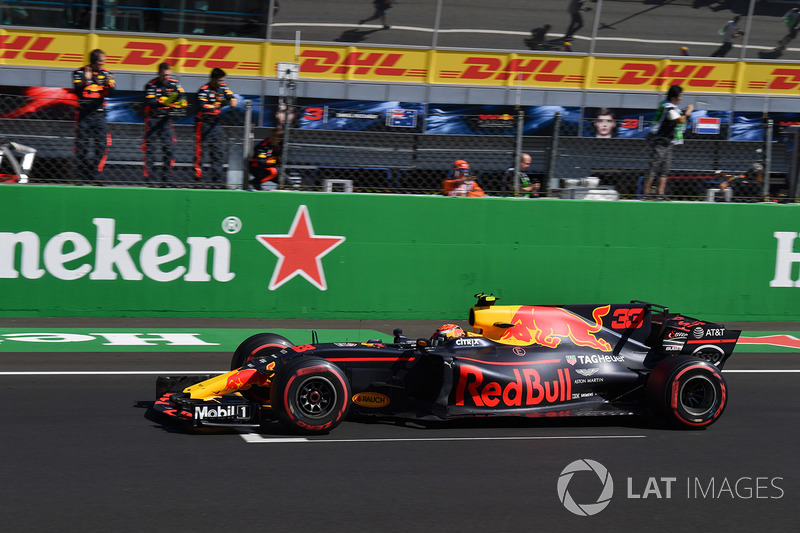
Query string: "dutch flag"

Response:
xmin=694 ymin=116 xmax=721 ymax=135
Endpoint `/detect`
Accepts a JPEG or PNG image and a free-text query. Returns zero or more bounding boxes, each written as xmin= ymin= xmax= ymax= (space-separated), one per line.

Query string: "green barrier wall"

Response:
xmin=1 ymin=185 xmax=798 ymax=321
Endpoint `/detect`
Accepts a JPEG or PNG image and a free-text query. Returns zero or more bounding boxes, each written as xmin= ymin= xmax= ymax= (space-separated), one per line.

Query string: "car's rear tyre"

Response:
xmin=231 ymin=333 xmax=294 ymax=404
xmin=647 ymin=356 xmax=727 ymax=429
xmin=270 ymin=357 xmax=351 ymax=434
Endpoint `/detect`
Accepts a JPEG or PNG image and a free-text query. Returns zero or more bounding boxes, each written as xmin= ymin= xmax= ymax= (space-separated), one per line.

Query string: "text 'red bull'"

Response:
xmin=501 ymin=305 xmax=612 ymax=352
xmin=455 ymin=365 xmax=571 ymax=407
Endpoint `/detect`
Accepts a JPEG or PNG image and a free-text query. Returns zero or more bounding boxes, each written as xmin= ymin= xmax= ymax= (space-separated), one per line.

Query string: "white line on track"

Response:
xmin=1 ymin=370 xmax=799 ymax=376
xmin=239 ymin=433 xmax=646 ymax=444
xmin=723 ymin=370 xmax=800 ymax=373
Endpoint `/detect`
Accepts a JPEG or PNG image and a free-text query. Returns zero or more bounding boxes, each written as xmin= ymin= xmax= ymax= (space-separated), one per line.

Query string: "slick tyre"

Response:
xmin=271 ymin=357 xmax=351 ymax=434
xmin=231 ymin=333 xmax=294 ymax=370
xmin=647 ymin=356 xmax=727 ymax=429
xmin=231 ymin=333 xmax=294 ymax=404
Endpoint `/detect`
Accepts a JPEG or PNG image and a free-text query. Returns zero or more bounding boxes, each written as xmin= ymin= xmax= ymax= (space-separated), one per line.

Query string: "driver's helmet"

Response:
xmin=432 ymin=324 xmax=465 ymax=345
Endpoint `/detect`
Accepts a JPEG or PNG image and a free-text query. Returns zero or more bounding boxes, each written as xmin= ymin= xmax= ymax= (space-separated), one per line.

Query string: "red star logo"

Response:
xmin=256 ymin=205 xmax=346 ymax=290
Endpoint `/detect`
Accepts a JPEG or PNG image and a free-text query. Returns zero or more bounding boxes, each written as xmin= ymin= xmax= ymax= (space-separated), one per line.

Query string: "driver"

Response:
xmin=432 ymin=324 xmax=466 ymax=345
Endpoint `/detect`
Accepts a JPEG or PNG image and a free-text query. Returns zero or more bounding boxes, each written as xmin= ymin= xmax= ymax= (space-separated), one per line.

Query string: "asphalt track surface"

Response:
xmin=1 ymin=317 xmax=798 ymax=532
xmin=269 ymin=0 xmax=800 ymax=60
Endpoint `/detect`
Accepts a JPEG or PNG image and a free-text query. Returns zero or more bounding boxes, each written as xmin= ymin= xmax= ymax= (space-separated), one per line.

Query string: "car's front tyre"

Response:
xmin=231 ymin=333 xmax=294 ymax=370
xmin=271 ymin=357 xmax=351 ymax=434
xmin=231 ymin=333 xmax=294 ymax=404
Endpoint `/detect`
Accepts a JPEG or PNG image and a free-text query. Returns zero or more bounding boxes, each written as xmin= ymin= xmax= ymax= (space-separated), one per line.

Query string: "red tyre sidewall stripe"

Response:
xmin=283 ymin=374 xmax=298 ymax=423
xmin=671 ymin=364 xmax=725 ymax=427
xmin=282 ymin=363 xmax=350 ymax=430
xmin=250 ymin=342 xmax=287 ymax=357
xmin=245 ymin=342 xmax=288 ymax=365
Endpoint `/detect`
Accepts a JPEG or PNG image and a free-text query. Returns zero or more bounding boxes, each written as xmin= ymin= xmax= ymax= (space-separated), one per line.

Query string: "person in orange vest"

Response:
xmin=443 ymin=159 xmax=472 ymax=195
xmin=448 ymin=167 xmax=485 ymax=197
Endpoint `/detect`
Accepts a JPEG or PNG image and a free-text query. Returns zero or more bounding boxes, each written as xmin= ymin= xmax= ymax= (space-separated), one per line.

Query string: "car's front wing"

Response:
xmin=153 ymin=375 xmax=264 ymax=429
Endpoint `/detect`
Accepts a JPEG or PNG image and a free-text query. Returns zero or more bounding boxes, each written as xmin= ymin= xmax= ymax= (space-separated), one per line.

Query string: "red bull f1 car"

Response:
xmin=152 ymin=294 xmax=740 ymax=433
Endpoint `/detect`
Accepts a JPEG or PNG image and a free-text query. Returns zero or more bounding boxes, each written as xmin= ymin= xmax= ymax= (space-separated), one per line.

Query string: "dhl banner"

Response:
xmin=3 ymin=29 xmax=800 ymax=95
xmin=587 ymin=57 xmax=742 ymax=93
xmin=283 ymin=44 xmax=431 ymax=83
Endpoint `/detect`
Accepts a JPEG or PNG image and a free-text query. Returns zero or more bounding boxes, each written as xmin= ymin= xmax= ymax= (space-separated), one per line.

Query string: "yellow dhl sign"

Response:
xmin=2 ymin=29 xmax=800 ymax=95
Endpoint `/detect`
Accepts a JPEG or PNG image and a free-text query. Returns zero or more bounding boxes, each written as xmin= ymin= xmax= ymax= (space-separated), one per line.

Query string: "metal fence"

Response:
xmin=552 ymin=135 xmax=775 ymax=202
xmin=0 ymin=91 xmax=247 ymax=188
xmin=276 ymin=103 xmax=779 ymax=202
xmin=0 ymin=93 xmax=786 ymax=202
xmin=277 ymin=106 xmax=528 ymax=196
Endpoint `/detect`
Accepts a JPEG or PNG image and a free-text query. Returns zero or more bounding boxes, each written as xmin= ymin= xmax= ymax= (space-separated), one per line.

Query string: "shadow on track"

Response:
xmin=601 ymin=0 xmax=678 ymax=31
xmin=139 ymin=398 xmax=707 ymax=437
xmin=335 ymin=28 xmax=382 ymax=43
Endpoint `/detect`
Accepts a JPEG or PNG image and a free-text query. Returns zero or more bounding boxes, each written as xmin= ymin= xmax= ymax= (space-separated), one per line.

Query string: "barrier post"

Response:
xmin=242 ymin=100 xmax=252 ymax=190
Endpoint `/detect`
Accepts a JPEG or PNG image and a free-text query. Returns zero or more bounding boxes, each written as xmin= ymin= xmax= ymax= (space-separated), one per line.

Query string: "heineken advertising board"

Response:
xmin=0 ymin=185 xmax=798 ymax=321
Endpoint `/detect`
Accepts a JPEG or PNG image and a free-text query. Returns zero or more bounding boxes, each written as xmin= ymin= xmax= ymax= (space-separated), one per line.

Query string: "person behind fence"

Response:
xmin=530 ymin=24 xmax=551 ymax=50
xmin=249 ymin=131 xmax=283 ymax=190
xmin=785 ymin=8 xmax=800 ymax=31
xmin=143 ymin=62 xmax=187 ymax=186
xmin=712 ymin=15 xmax=743 ymax=57
xmin=194 ymin=67 xmax=237 ymax=187
xmin=710 ymin=162 xmax=764 ymax=202
xmin=359 ymin=0 xmax=393 ymax=30
xmin=503 ymin=152 xmax=541 ymax=197
xmin=643 ymin=85 xmax=693 ymax=200
xmin=442 ymin=159 xmax=471 ymax=195
xmin=447 ymin=166 xmax=485 ymax=197
xmin=777 ymin=8 xmax=800 ymax=49
xmin=565 ymin=0 xmax=588 ymax=39
xmin=72 ymin=48 xmax=114 ymax=185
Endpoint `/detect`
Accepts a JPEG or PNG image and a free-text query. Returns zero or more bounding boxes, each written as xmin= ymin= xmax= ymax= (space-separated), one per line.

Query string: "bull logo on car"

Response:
xmin=224 ymin=369 xmax=271 ymax=392
xmin=500 ymin=305 xmax=612 ymax=352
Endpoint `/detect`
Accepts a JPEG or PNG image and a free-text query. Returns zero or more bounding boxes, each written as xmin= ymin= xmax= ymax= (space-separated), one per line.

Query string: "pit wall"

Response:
xmin=1 ymin=185 xmax=798 ymax=321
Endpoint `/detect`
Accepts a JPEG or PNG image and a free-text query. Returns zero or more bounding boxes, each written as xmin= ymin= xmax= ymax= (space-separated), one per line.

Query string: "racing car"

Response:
xmin=152 ymin=294 xmax=740 ymax=433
